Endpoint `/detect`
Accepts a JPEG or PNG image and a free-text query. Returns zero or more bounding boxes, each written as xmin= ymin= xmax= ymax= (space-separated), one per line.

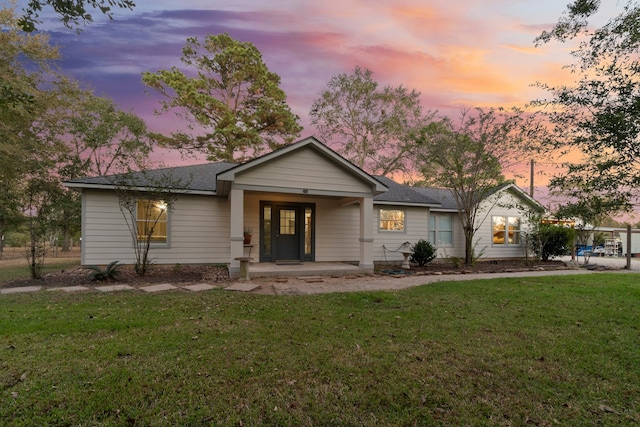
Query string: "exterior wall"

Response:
xmin=372 ymin=205 xmax=430 ymax=262
xmin=472 ymin=191 xmax=532 ymax=259
xmin=429 ymin=211 xmax=465 ymax=259
xmin=243 ymin=192 xmax=360 ymax=262
xmin=234 ymin=148 xmax=372 ymax=194
xmin=81 ymin=190 xmax=230 ymax=266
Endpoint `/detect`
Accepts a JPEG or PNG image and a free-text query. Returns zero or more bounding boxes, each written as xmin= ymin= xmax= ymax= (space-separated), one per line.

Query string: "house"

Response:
xmin=64 ymin=137 xmax=544 ymax=278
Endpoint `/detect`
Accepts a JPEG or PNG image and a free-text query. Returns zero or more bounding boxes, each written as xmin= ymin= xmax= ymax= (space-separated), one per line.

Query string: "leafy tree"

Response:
xmin=309 ymin=66 xmax=431 ymax=176
xmin=111 ymin=170 xmax=191 ymax=276
xmin=554 ymin=195 xmax=623 ymax=263
xmin=413 ymin=107 xmax=540 ymax=265
xmin=0 ymin=5 xmax=59 ymax=184
xmin=18 ymin=0 xmax=135 ymax=32
xmin=142 ymin=33 xmax=302 ymax=163
xmin=534 ymin=0 xmax=640 ymax=215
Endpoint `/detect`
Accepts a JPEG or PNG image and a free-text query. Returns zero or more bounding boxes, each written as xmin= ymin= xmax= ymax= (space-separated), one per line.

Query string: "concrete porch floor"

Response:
xmin=248 ymin=262 xmax=371 ymax=278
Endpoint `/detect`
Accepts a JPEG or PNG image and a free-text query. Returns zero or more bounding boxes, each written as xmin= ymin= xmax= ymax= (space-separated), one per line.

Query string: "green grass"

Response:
xmin=0 ymin=259 xmax=81 ymax=284
xmin=1 ymin=273 xmax=638 ymax=426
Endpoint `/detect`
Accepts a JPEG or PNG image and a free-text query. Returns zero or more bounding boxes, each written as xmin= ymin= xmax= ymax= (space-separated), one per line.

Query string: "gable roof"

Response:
xmin=215 ymin=136 xmax=387 ymax=196
xmin=411 ymin=182 xmax=544 ymax=212
xmin=373 ymin=176 xmax=441 ymax=207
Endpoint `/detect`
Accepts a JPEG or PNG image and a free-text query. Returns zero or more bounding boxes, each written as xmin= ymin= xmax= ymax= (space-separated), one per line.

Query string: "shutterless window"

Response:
xmin=492 ymin=216 xmax=521 ymax=245
xmin=379 ymin=209 xmax=405 ymax=231
xmin=137 ymin=199 xmax=168 ymax=243
xmin=429 ymin=214 xmax=453 ymax=246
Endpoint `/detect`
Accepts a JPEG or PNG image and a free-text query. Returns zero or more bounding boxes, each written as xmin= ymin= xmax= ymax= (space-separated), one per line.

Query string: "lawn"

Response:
xmin=1 ymin=273 xmax=638 ymax=426
xmin=0 ymin=248 xmax=80 ymax=284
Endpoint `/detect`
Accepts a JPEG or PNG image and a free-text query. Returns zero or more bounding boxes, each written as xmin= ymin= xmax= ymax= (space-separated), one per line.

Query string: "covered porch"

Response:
xmin=247 ymin=261 xmax=370 ymax=278
xmin=215 ymin=137 xmax=388 ymax=279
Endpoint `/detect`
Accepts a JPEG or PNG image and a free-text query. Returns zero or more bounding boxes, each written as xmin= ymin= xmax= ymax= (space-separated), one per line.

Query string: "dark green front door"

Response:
xmin=260 ymin=201 xmax=315 ymax=263
xmin=275 ymin=206 xmax=300 ymax=261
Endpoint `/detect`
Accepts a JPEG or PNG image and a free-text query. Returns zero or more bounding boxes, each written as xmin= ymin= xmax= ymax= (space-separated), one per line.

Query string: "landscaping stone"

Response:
xmin=140 ymin=283 xmax=177 ymax=293
xmin=0 ymin=286 xmax=42 ymax=294
xmin=95 ymin=284 xmax=135 ymax=292
xmin=47 ymin=286 xmax=91 ymax=292
xmin=183 ymin=283 xmax=217 ymax=292
xmin=225 ymin=283 xmax=261 ymax=292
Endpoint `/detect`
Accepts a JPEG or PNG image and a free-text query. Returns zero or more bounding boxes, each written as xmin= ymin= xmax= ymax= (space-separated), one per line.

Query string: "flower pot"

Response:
xmin=243 ymin=234 xmax=252 ymax=244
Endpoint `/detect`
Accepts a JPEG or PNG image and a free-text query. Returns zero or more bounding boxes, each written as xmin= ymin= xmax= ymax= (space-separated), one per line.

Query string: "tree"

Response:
xmin=309 ymin=66 xmax=430 ymax=176
xmin=18 ymin=0 xmax=135 ymax=32
xmin=554 ymin=195 xmax=623 ymax=263
xmin=534 ymin=0 xmax=640 ymax=215
xmin=413 ymin=107 xmax=540 ymax=265
xmin=111 ymin=170 xmax=191 ymax=276
xmin=0 ymin=5 xmax=59 ymax=185
xmin=142 ymin=33 xmax=302 ymax=163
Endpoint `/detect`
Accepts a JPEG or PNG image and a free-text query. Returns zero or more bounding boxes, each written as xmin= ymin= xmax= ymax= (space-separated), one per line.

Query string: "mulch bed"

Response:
xmin=2 ymin=260 xmax=575 ymax=290
xmin=2 ymin=264 xmax=231 ymax=289
xmin=376 ymin=259 xmax=572 ymax=276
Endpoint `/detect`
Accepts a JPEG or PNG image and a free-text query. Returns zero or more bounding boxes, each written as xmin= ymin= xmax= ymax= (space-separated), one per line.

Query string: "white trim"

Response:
xmin=64 ymin=182 xmax=216 ymax=196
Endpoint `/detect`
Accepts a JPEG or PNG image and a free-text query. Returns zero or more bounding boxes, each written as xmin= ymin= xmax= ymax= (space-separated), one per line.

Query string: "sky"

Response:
xmin=13 ymin=0 xmax=625 ymax=195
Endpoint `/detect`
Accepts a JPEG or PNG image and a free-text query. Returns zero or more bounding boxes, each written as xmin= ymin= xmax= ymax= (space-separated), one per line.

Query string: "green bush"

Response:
xmin=85 ymin=261 xmax=122 ymax=281
xmin=410 ymin=239 xmax=437 ymax=266
xmin=4 ymin=231 xmax=28 ymax=247
xmin=530 ymin=224 xmax=575 ymax=261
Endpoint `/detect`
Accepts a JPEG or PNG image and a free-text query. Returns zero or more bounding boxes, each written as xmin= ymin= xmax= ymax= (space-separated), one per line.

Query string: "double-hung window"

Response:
xmin=137 ymin=199 xmax=168 ymax=243
xmin=429 ymin=214 xmax=453 ymax=246
xmin=492 ymin=216 xmax=521 ymax=245
xmin=379 ymin=208 xmax=405 ymax=232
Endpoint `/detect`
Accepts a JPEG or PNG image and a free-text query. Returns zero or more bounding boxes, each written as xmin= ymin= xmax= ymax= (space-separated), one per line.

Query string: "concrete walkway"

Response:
xmin=264 ymin=266 xmax=636 ymax=295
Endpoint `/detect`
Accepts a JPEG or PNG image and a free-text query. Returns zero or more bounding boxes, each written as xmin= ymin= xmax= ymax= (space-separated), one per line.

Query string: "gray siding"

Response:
xmin=81 ymin=191 xmax=229 ymax=265
xmin=235 ymin=148 xmax=372 ymax=194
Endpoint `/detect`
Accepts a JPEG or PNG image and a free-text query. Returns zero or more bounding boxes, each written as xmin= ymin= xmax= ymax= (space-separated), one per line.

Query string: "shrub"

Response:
xmin=85 ymin=261 xmax=121 ymax=282
xmin=530 ymin=224 xmax=575 ymax=261
xmin=410 ymin=239 xmax=437 ymax=266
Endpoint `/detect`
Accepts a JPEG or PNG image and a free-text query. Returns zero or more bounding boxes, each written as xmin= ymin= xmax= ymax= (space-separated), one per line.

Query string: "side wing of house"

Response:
xmin=80 ymin=190 xmax=230 ymax=266
xmin=472 ymin=188 xmax=539 ymax=259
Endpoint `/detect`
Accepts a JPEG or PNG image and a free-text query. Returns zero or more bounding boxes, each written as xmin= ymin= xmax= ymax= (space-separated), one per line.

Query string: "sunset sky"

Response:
xmin=21 ymin=0 xmax=624 ymax=194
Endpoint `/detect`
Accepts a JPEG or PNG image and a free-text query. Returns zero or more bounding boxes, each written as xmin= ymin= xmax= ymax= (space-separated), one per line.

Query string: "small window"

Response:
xmin=492 ymin=216 xmax=521 ymax=246
xmin=379 ymin=209 xmax=405 ymax=232
xmin=429 ymin=214 xmax=453 ymax=246
xmin=137 ymin=199 xmax=168 ymax=243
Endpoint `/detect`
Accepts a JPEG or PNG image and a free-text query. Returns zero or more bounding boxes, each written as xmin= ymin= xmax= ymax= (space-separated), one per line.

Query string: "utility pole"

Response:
xmin=529 ymin=159 xmax=534 ymax=198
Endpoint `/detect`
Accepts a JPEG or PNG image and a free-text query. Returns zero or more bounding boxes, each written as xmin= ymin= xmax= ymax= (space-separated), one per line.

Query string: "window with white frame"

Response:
xmin=379 ymin=208 xmax=405 ymax=232
xmin=137 ymin=199 xmax=168 ymax=243
xmin=429 ymin=214 xmax=453 ymax=246
xmin=492 ymin=216 xmax=521 ymax=245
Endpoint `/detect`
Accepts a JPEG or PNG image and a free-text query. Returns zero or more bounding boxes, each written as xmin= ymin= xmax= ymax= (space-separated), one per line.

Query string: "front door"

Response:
xmin=275 ymin=206 xmax=300 ymax=261
xmin=260 ymin=201 xmax=315 ymax=263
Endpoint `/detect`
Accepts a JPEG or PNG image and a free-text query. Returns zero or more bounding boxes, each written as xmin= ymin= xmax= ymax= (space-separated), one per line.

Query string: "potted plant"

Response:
xmin=243 ymin=227 xmax=253 ymax=244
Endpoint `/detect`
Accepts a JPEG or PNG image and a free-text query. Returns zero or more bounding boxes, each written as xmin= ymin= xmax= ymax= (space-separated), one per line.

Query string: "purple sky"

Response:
xmin=25 ymin=0 xmax=623 ymax=194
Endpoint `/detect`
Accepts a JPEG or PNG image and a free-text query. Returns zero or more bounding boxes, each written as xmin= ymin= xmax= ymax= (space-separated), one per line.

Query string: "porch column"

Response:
xmin=229 ymin=187 xmax=245 ymax=278
xmin=359 ymin=196 xmax=374 ymax=271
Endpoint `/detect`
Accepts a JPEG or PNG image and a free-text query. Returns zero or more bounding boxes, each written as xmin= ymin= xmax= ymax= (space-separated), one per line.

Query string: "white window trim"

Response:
xmin=135 ymin=199 xmax=171 ymax=248
xmin=429 ymin=213 xmax=454 ymax=247
xmin=491 ymin=215 xmax=522 ymax=247
xmin=378 ymin=208 xmax=406 ymax=233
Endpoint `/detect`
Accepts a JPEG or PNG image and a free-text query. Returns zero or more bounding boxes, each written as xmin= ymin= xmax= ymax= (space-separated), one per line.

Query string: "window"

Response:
xmin=429 ymin=214 xmax=453 ymax=246
xmin=379 ymin=209 xmax=405 ymax=231
xmin=492 ymin=216 xmax=521 ymax=245
xmin=137 ymin=199 xmax=168 ymax=243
